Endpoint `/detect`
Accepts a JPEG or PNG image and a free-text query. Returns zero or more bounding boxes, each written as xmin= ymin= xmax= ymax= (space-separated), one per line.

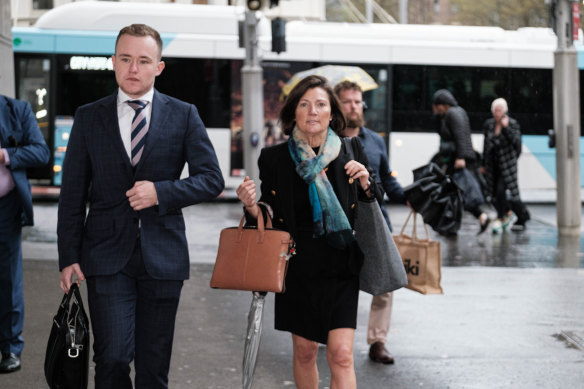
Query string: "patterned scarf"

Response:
xmin=288 ymin=126 xmax=354 ymax=249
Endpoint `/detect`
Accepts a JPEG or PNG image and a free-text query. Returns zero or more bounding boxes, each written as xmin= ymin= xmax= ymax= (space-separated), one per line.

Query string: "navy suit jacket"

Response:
xmin=57 ymin=89 xmax=224 ymax=280
xmin=0 ymin=96 xmax=50 ymax=226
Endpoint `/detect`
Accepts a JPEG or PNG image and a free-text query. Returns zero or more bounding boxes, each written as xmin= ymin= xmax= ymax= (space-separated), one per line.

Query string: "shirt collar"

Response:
xmin=117 ymin=88 xmax=154 ymax=104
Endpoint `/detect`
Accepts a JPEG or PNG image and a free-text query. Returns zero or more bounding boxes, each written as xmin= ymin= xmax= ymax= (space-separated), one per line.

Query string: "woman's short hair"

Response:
xmin=491 ymin=97 xmax=508 ymax=113
xmin=279 ymin=75 xmax=347 ymax=136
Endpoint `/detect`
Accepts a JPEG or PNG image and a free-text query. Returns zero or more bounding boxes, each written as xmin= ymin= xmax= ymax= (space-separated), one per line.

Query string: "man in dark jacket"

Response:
xmin=335 ymin=81 xmax=407 ymax=365
xmin=432 ymin=89 xmax=490 ymax=233
xmin=0 ymin=95 xmax=50 ymax=372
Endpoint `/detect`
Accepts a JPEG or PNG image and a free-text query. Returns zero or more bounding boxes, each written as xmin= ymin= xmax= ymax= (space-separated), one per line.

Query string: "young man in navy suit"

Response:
xmin=58 ymin=24 xmax=224 ymax=388
xmin=0 ymin=94 xmax=50 ymax=373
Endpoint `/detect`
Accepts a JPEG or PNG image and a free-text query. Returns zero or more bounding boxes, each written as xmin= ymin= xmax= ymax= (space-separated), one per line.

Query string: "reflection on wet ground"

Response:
xmin=26 ymin=201 xmax=584 ymax=269
xmin=434 ymin=213 xmax=583 ymax=268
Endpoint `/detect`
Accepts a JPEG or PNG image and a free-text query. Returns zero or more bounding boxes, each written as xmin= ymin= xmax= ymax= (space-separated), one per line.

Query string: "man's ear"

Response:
xmin=156 ymin=61 xmax=165 ymax=76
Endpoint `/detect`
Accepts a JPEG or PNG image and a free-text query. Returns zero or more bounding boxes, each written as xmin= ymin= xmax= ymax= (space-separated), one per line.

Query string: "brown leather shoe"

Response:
xmin=368 ymin=342 xmax=394 ymax=364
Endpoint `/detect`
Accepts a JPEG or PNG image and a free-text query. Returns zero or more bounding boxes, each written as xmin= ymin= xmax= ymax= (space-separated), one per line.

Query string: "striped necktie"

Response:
xmin=127 ymin=100 xmax=149 ymax=166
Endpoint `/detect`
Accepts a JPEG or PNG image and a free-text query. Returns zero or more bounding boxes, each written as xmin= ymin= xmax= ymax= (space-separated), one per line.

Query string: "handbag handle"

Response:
xmin=237 ymin=208 xmax=273 ymax=243
xmin=398 ymin=211 xmax=431 ymax=242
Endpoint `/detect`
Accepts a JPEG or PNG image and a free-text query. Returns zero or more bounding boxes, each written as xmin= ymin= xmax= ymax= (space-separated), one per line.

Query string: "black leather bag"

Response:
xmin=44 ymin=283 xmax=90 ymax=389
xmin=405 ymin=163 xmax=464 ymax=235
xmin=452 ymin=168 xmax=485 ymax=211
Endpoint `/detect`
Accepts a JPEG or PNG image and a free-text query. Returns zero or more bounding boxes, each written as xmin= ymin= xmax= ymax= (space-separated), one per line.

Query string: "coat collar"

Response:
xmin=139 ymin=89 xmax=170 ymax=165
xmin=96 ymin=89 xmax=170 ymax=174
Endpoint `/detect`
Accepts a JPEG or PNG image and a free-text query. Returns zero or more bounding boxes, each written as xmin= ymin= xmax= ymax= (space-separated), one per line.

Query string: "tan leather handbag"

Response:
xmin=210 ymin=210 xmax=295 ymax=293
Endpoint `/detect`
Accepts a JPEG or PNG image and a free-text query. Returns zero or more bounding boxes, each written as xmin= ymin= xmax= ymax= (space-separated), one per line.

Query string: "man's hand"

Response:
xmin=60 ymin=263 xmax=85 ymax=293
xmin=126 ymin=181 xmax=158 ymax=210
xmin=454 ymin=158 xmax=466 ymax=169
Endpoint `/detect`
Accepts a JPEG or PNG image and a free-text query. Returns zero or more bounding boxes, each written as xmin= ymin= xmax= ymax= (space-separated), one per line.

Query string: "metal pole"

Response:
xmin=241 ymin=10 xmax=264 ymax=191
xmin=552 ymin=0 xmax=581 ymax=236
xmin=399 ymin=0 xmax=408 ymax=24
xmin=365 ymin=0 xmax=373 ymax=23
xmin=0 ymin=0 xmax=15 ymax=97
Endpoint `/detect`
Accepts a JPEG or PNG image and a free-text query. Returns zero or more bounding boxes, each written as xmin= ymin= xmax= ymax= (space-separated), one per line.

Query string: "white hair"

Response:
xmin=491 ymin=98 xmax=508 ymax=113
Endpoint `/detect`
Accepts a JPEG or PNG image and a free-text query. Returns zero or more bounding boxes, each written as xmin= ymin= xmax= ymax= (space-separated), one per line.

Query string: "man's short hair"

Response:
xmin=334 ymin=80 xmax=363 ymax=97
xmin=116 ymin=24 xmax=163 ymax=60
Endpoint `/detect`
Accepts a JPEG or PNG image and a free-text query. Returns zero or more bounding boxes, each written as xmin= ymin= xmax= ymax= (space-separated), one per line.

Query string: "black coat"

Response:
xmin=436 ymin=105 xmax=477 ymax=172
xmin=247 ymin=136 xmax=382 ymax=273
xmin=481 ymin=116 xmax=522 ymax=201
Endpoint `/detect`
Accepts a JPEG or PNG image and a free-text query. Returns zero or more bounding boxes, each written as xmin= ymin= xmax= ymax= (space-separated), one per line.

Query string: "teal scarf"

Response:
xmin=288 ymin=127 xmax=354 ymax=249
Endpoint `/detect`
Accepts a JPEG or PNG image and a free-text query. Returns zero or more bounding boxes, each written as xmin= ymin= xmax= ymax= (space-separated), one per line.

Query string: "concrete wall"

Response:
xmin=1 ymin=0 xmax=14 ymax=97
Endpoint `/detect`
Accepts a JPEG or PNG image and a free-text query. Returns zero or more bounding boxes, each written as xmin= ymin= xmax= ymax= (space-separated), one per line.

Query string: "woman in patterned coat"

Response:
xmin=481 ymin=98 xmax=530 ymax=232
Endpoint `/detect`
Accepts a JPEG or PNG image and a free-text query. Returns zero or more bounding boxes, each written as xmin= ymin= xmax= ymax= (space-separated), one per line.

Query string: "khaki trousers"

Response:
xmin=367 ymin=291 xmax=393 ymax=344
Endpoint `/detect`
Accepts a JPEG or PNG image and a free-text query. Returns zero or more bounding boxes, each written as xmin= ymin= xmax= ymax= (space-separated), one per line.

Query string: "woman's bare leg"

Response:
xmin=292 ymin=334 xmax=319 ymax=389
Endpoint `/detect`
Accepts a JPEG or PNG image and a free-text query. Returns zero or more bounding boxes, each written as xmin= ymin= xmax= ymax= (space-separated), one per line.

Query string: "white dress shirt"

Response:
xmin=116 ymin=88 xmax=154 ymax=160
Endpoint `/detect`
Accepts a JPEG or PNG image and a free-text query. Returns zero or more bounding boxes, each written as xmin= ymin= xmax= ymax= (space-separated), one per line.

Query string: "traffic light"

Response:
xmin=271 ymin=17 xmax=286 ymax=54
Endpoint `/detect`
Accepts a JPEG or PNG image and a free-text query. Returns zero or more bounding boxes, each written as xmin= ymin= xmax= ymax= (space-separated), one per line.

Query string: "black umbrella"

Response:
xmin=404 ymin=163 xmax=464 ymax=235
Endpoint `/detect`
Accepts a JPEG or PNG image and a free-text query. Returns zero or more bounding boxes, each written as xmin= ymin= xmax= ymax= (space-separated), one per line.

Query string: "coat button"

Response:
xmin=351 ymin=203 xmax=356 ymax=209
xmin=279 ymin=218 xmax=284 ymax=223
xmin=271 ymin=190 xmax=276 ymax=196
xmin=348 ymin=178 xmax=354 ymax=184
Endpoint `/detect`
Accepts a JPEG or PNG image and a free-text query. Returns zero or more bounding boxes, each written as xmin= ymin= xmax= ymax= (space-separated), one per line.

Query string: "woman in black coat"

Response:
xmin=481 ymin=98 xmax=530 ymax=232
xmin=236 ymin=75 xmax=381 ymax=388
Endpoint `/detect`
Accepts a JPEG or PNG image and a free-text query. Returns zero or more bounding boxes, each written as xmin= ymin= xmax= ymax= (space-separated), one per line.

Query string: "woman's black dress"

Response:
xmin=274 ymin=159 xmax=360 ymax=345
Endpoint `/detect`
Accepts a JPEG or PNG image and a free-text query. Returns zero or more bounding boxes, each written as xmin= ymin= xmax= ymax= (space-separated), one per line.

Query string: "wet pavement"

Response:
xmin=2 ymin=200 xmax=583 ymax=388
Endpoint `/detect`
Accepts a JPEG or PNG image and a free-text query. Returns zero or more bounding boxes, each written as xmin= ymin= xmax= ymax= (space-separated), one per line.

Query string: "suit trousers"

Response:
xmin=0 ymin=189 xmax=25 ymax=356
xmin=87 ymin=239 xmax=184 ymax=389
xmin=367 ymin=291 xmax=393 ymax=345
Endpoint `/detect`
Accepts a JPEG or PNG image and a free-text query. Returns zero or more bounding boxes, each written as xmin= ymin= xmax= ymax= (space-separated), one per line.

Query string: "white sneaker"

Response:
xmin=492 ymin=219 xmax=503 ymax=234
xmin=502 ymin=213 xmax=517 ymax=230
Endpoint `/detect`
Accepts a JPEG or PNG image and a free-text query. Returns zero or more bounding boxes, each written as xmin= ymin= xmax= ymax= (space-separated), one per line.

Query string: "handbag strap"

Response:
xmin=398 ymin=211 xmax=431 ymax=241
xmin=237 ymin=209 xmax=274 ymax=243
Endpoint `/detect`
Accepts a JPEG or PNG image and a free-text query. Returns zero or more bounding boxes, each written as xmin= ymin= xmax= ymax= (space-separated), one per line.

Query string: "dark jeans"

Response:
xmin=0 ymin=190 xmax=24 ymax=356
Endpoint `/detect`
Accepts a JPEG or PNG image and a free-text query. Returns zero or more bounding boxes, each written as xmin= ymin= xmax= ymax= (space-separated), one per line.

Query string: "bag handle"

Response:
xmin=398 ymin=211 xmax=431 ymax=241
xmin=237 ymin=209 xmax=274 ymax=243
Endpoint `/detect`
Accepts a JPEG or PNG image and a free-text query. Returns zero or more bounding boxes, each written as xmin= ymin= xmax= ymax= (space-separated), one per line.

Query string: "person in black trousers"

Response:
xmin=432 ymin=89 xmax=490 ymax=234
xmin=480 ymin=98 xmax=530 ymax=232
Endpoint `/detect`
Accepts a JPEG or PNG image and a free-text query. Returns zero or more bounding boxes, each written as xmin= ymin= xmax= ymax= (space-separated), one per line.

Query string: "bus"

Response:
xmin=11 ymin=1 xmax=584 ymax=195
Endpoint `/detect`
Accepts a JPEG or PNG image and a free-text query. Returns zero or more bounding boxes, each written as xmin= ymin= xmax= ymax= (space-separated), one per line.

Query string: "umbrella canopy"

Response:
xmin=281 ymin=65 xmax=378 ymax=99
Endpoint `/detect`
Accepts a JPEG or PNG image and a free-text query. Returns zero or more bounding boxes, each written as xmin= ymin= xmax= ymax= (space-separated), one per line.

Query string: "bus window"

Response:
xmin=360 ymin=66 xmax=389 ymax=139
xmin=16 ymin=56 xmax=52 ymax=185
xmin=510 ymin=68 xmax=553 ymax=135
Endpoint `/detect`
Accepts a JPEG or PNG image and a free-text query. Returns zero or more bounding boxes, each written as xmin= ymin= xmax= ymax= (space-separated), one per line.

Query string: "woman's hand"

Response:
xmin=236 ymin=176 xmax=259 ymax=218
xmin=344 ymin=160 xmax=370 ymax=192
